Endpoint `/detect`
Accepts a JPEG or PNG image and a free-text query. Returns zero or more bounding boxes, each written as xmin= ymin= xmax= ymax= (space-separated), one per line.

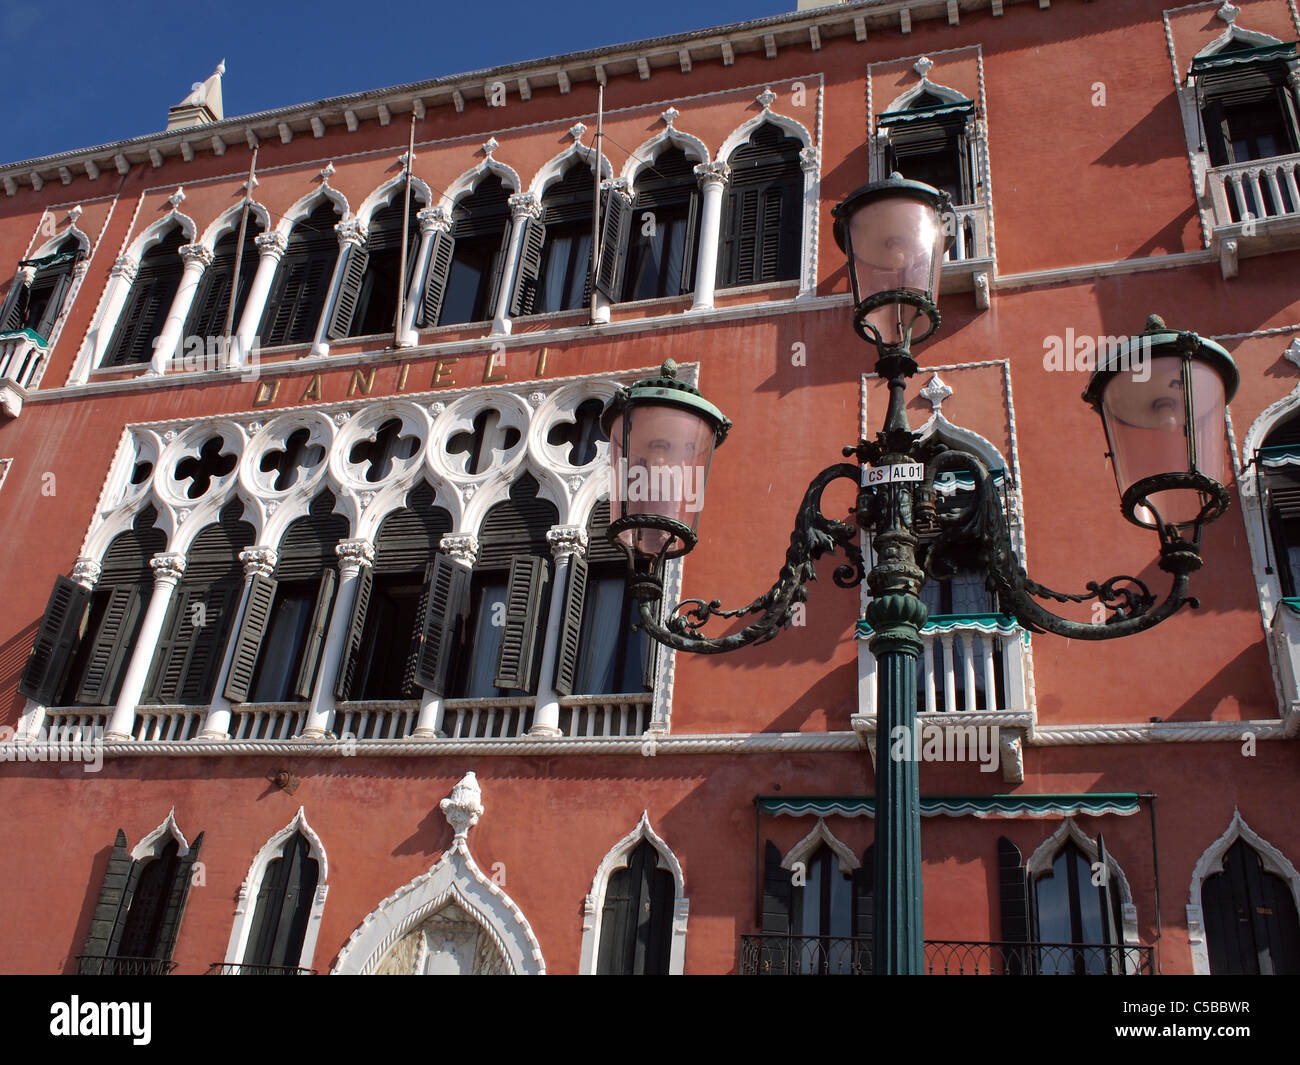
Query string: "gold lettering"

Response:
xmin=433 ymin=358 xmax=458 ymax=387
xmin=395 ymin=363 xmax=410 ymax=391
xmin=251 ymin=379 xmax=281 ymax=407
xmin=348 ymin=367 xmax=376 ymax=397
xmin=536 ymin=347 xmax=548 ymax=376
xmin=483 ymin=352 xmax=507 ymax=383
xmin=299 ymin=374 xmax=323 ymax=403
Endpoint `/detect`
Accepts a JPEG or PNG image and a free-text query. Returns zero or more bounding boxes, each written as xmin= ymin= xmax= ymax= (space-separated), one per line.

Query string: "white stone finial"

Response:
xmin=662 ymin=107 xmax=679 ymax=128
xmin=215 ymin=58 xmax=226 ymax=77
xmin=757 ymin=88 xmax=777 ymax=111
xmin=569 ymin=122 xmax=587 ymax=144
xmin=921 ymin=372 xmax=953 ymax=414
xmin=914 ymin=56 xmax=934 ymax=78
xmin=318 ymin=161 xmax=335 ymax=183
xmin=68 ymin=204 xmax=83 ymax=224
xmin=1284 ymin=339 xmax=1300 ymax=371
xmin=482 ymin=137 xmax=499 ymax=157
xmin=167 ymin=186 xmax=185 ymax=208
xmin=440 ymin=772 xmax=484 ymax=841
xmin=1216 ymin=1 xmax=1240 ymax=23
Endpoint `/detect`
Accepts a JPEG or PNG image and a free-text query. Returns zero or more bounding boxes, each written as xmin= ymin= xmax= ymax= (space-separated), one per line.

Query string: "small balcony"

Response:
xmin=939 ymin=202 xmax=992 ymax=308
xmin=1205 ymin=152 xmax=1300 ymax=278
xmin=0 ymin=327 xmax=49 ymax=418
xmin=738 ymin=935 xmax=1154 ymax=975
xmin=206 ymin=963 xmax=315 ymax=975
xmin=76 ymin=954 xmax=177 ymax=975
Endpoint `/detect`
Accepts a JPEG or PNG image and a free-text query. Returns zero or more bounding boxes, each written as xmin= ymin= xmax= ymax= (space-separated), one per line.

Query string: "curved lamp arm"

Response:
xmin=632 ymin=462 xmax=866 ymax=654
xmin=920 ymin=447 xmax=1203 ymax=641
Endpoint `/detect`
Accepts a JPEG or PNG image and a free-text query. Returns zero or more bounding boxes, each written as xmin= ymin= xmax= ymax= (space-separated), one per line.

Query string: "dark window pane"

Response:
xmin=250 ymin=582 xmax=316 ymax=702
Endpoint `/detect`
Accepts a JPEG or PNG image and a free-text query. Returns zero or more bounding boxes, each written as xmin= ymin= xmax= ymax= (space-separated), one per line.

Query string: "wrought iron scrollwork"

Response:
xmin=633 ymin=462 xmax=865 ymax=654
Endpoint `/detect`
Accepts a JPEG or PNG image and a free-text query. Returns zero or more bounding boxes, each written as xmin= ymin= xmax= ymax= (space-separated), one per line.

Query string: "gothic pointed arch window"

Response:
xmin=243 ymin=831 xmax=320 ymax=973
xmin=618 ymin=147 xmax=701 ymax=302
xmin=260 ymin=201 xmax=342 ymax=347
xmin=184 ymin=221 xmax=262 ymax=343
xmin=1 ymin=235 xmax=83 ymax=342
xmin=878 ymin=89 xmax=978 ymax=206
xmin=438 ymin=174 xmax=512 ymax=326
xmin=104 ymin=228 xmax=185 ymax=367
xmin=1031 ymin=835 xmax=1125 ymax=975
xmin=1259 ymin=413 xmax=1300 ymax=596
xmin=1201 ymin=837 xmax=1300 ymax=974
xmin=597 ymin=839 xmax=674 ymax=975
xmin=533 ymin=162 xmax=596 ymax=314
xmin=333 ymin=190 xmax=421 ymax=339
xmin=719 ymin=123 xmax=803 ymax=289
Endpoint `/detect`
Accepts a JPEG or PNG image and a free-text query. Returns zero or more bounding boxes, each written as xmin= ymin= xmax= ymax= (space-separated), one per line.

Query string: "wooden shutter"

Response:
xmin=293 ymin=568 xmax=338 ymax=700
xmin=0 ymin=275 xmax=26 ymax=331
xmin=494 ymin=555 xmax=550 ymax=692
xmin=412 ymin=555 xmax=472 ymax=695
xmin=997 ymin=835 xmax=1033 ymax=975
xmin=223 ymin=574 xmax=277 ymax=703
xmin=79 ymin=829 xmax=134 ymax=974
xmin=507 ymin=216 xmax=546 ymax=317
xmin=326 ymin=244 xmax=369 ymax=339
xmin=245 ymin=845 xmax=292 ymax=966
xmin=33 ymin=269 xmax=72 ymax=340
xmin=679 ymin=192 xmax=701 ymax=296
xmin=19 ymin=576 xmax=92 ymax=705
xmin=334 ymin=565 xmax=374 ymax=700
xmin=179 ymin=583 xmax=237 ymax=704
xmin=597 ymin=839 xmax=672 ymax=975
xmin=760 ymin=839 xmax=794 ymax=974
xmin=148 ymin=585 xmax=201 ymax=704
xmin=155 ymin=832 xmax=202 ymax=963
xmin=247 ymin=833 xmax=318 ymax=969
xmin=852 ymin=844 xmax=875 ymax=973
xmin=595 ymin=190 xmax=631 ymax=300
xmin=552 ymin=555 xmax=589 ymax=697
xmin=419 ymin=229 xmax=456 ymax=327
xmin=402 ymin=564 xmax=434 ymax=697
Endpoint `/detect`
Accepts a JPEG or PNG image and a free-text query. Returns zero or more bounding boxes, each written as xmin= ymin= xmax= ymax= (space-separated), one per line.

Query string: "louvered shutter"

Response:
xmin=79 ymin=829 xmax=134 ymax=974
xmin=419 ymin=229 xmax=456 ymax=327
xmin=107 ymin=254 xmax=185 ymax=366
xmin=77 ymin=585 xmax=145 ymax=707
xmin=155 ymin=832 xmax=202 ymax=963
xmin=178 ymin=583 xmax=237 ymax=704
xmin=851 ymin=844 xmax=875 ymax=973
xmin=760 ymin=840 xmax=794 ymax=974
xmin=483 ymin=227 xmax=511 ymax=321
xmin=552 ymin=555 xmax=589 ymax=697
xmin=19 ymin=576 xmax=92 ymax=705
xmin=261 ymin=259 xmax=303 ymax=345
xmin=494 ymin=554 xmax=550 ymax=692
xmin=147 ymin=586 xmax=200 ymax=704
xmin=679 ymin=192 xmax=701 ymax=295
xmin=595 ymin=189 xmax=631 ymax=300
xmin=184 ymin=261 xmax=232 ymax=342
xmin=223 ymin=574 xmax=277 ymax=703
xmin=401 ymin=564 xmax=435 ymax=697
xmin=334 ymin=565 xmax=374 ymax=700
xmin=293 ymin=568 xmax=338 ymax=700
xmin=412 ymin=555 xmax=471 ymax=695
xmin=326 ymin=244 xmax=369 ymax=339
xmin=33 ymin=269 xmax=72 ymax=341
xmin=508 ymin=216 xmax=546 ymax=317
xmin=996 ymin=835 xmax=1033 ymax=975
xmin=1267 ymin=471 xmax=1300 ymax=595
xmin=0 ymin=275 xmax=26 ymax=331
xmin=270 ymin=835 xmax=318 ymax=968
xmin=244 ymin=847 xmax=292 ymax=966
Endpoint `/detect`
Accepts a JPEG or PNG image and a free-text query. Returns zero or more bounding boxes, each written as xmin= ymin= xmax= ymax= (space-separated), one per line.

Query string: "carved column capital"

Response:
xmin=439 ymin=533 xmax=479 ymax=567
xmin=417 ymin=206 xmax=452 ymax=235
xmin=799 ymin=145 xmax=821 ymax=174
xmin=71 ymin=557 xmax=102 ymax=589
xmin=335 ymin=219 xmax=369 ymax=248
xmin=546 ymin=525 xmax=588 ymax=560
xmin=149 ymin=552 xmax=187 ymax=585
xmin=239 ymin=546 xmax=278 ymax=578
xmin=254 ymin=231 xmax=288 ymax=260
xmin=110 ymin=256 xmax=138 ymax=282
xmin=508 ymin=193 xmax=543 ymax=221
xmin=179 ymin=243 xmax=214 ymax=268
xmin=694 ymin=161 xmax=730 ymax=189
xmin=335 ymin=538 xmax=375 ymax=570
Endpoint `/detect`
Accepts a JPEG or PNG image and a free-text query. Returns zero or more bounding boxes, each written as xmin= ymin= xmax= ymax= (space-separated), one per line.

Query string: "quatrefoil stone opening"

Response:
xmin=174 ymin=436 xmax=237 ymax=499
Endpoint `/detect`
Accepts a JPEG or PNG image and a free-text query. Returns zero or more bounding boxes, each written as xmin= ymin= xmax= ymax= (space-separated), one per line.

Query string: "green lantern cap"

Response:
xmin=601 ymin=360 xmax=732 ymax=446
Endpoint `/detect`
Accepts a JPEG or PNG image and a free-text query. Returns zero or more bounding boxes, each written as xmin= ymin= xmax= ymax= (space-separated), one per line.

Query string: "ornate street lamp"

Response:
xmin=604 ymin=175 xmax=1239 ymax=973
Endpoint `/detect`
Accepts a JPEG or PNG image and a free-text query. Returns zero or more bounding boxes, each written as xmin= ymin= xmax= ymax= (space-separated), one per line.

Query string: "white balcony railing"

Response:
xmin=1208 ymin=152 xmax=1300 ymax=227
xmin=0 ymin=329 xmax=49 ymax=390
xmin=334 ymin=702 xmax=420 ymax=741
xmin=229 ymin=704 xmax=308 ymax=741
xmin=558 ymin=694 xmax=654 ymax=737
xmin=942 ymin=203 xmax=991 ymax=264
xmin=440 ymin=697 xmax=535 ymax=738
xmin=39 ymin=709 xmax=109 ymax=741
xmin=133 ymin=707 xmax=205 ymax=742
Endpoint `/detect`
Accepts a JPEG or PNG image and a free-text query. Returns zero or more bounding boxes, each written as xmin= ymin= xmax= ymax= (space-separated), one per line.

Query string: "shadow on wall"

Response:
xmin=0 ymin=620 xmax=37 ymax=729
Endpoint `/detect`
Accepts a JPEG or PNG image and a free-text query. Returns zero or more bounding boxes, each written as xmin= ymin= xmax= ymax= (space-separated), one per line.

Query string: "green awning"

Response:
xmin=757 ymin=793 xmax=1144 ymax=819
xmin=877 ymin=100 xmax=974 ymax=127
xmin=856 ymin=612 xmax=1026 ymax=641
xmin=1278 ymin=597 xmax=1300 ymax=618
xmin=17 ymin=250 xmax=78 ymax=271
xmin=0 ymin=327 xmax=49 ymax=346
xmin=1190 ymin=41 xmax=1297 ymax=75
xmin=1259 ymin=444 xmax=1300 ymax=470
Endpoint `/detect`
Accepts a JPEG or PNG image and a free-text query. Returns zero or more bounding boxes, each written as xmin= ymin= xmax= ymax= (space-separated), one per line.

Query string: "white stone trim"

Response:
xmin=881 ymin=75 xmax=969 ymax=114
xmin=131 ymin=807 xmax=191 ymax=860
xmin=354 ymin=173 xmax=433 ymax=228
xmin=438 ymin=155 xmax=523 ymax=214
xmin=333 ymin=774 xmax=545 ymax=974
xmin=273 ymin=184 xmax=351 ymax=240
xmin=196 ymin=200 xmax=273 ymax=251
xmin=27 ymin=220 xmax=92 ymax=260
xmin=1186 ymin=807 xmax=1300 ymax=974
xmin=223 ymin=806 xmax=329 ymax=971
xmin=1027 ymin=817 xmax=1140 ymax=962
xmin=618 ymin=125 xmax=711 ymax=185
xmin=579 ymin=811 xmax=688 ymax=974
xmin=780 ymin=817 xmax=860 ymax=876
xmin=526 ymin=141 xmax=614 ymax=199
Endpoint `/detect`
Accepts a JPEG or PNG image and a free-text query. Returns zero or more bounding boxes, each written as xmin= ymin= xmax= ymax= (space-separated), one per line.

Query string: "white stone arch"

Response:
xmin=223 ymin=807 xmax=329 ymax=972
xmin=258 ymin=481 xmax=357 ymax=553
xmin=80 ymin=496 xmax=167 ymax=567
xmin=333 ymin=773 xmax=546 ymax=975
xmin=1027 ymin=818 xmax=1140 ymax=954
xmin=197 ymin=200 xmax=273 ymax=252
xmin=579 ymin=811 xmax=689 ymax=975
xmin=438 ymin=156 xmax=522 ymax=215
xmin=1195 ymin=24 xmax=1284 ymax=60
xmin=526 ymin=140 xmax=614 ymax=199
xmin=355 ymin=172 xmax=434 ymax=229
xmin=131 ymin=808 xmax=191 ymax=861
xmin=275 ymin=184 xmax=350 ymax=240
xmin=125 ymin=209 xmax=198 ymax=262
xmin=619 ymin=127 xmax=711 ymax=186
xmin=359 ymin=474 xmax=460 ymax=546
xmin=884 ymin=77 xmax=970 ymax=114
xmin=780 ymin=817 xmax=861 ymax=877
xmin=716 ymin=104 xmax=813 ymax=165
xmin=152 ymin=419 xmax=248 ymax=555
xmin=1186 ymin=808 xmax=1300 ymax=974
xmin=29 ymin=221 xmax=92 ymax=260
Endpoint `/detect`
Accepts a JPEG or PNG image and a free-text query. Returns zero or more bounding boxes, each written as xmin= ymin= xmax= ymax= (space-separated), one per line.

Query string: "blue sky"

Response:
xmin=0 ymin=0 xmax=792 ymax=165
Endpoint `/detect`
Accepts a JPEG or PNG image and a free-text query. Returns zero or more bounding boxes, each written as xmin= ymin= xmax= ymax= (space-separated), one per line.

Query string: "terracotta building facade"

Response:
xmin=0 ymin=0 xmax=1298 ymax=976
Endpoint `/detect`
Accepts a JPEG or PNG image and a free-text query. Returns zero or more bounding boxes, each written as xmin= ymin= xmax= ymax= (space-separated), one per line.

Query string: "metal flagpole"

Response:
xmin=590 ymin=82 xmax=604 ymax=325
xmin=223 ymin=146 xmax=257 ymax=365
xmin=395 ymin=112 xmax=416 ymax=344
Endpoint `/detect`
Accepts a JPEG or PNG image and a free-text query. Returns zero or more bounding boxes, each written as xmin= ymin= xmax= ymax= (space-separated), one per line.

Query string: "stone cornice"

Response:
xmin=2 ymin=0 xmax=1050 ymax=189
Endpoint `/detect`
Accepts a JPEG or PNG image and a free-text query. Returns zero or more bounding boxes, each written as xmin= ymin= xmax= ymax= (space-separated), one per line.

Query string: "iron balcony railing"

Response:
xmin=76 ymin=954 xmax=177 ymax=976
xmin=739 ymin=935 xmax=1154 ymax=975
xmin=206 ymin=963 xmax=316 ymax=975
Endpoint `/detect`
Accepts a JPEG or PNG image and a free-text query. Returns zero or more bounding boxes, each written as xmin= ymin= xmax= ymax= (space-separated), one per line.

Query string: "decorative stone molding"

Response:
xmin=335 ymin=219 xmax=368 ymax=248
xmin=569 ymin=122 xmax=587 ymax=143
xmin=693 ymin=161 xmax=730 ymax=189
xmin=999 ymin=729 xmax=1024 ymax=785
xmin=239 ymin=546 xmax=277 ymax=578
xmin=481 ymin=137 xmax=499 ymax=157
xmin=254 ymin=230 xmax=288 ymax=259
xmin=71 ymin=558 xmax=102 ymax=589
xmin=110 ymin=256 xmax=138 ymax=283
xmin=178 ymin=243 xmax=213 ymax=268
xmin=167 ymin=187 xmax=186 ymax=208
xmin=547 ymin=525 xmax=588 ymax=560
xmin=1186 ymin=809 xmax=1300 ymax=974
xmin=508 ymin=192 xmax=543 ymax=221
xmin=914 ymin=55 xmax=934 ymax=77
xmin=1217 ymin=1 xmax=1240 ymax=23
xmin=416 ymin=205 xmax=451 ymax=235
xmin=318 ymin=161 xmax=335 ymax=182
xmin=661 ymin=107 xmax=679 ymax=128
xmin=336 ymin=538 xmax=376 ymax=570
xmin=132 ymin=808 xmax=191 ymax=860
xmin=757 ymin=87 xmax=777 ymax=110
xmin=334 ymin=774 xmax=546 ymax=974
xmin=579 ymin=812 xmax=688 ymax=975
xmin=920 ymin=373 xmax=953 ymax=415
xmin=440 ymin=534 xmax=479 ymax=567
xmin=149 ymin=552 xmax=187 ymax=584
xmin=781 ymin=817 xmax=861 ymax=876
